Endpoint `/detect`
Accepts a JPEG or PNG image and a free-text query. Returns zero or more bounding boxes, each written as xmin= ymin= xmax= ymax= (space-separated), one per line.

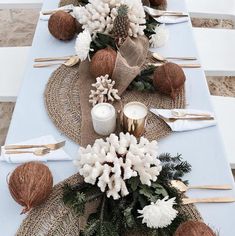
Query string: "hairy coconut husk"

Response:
xmin=174 ymin=221 xmax=216 ymax=236
xmin=150 ymin=0 xmax=167 ymax=10
xmin=48 ymin=10 xmax=78 ymax=41
xmin=153 ymin=62 xmax=186 ymax=99
xmin=90 ymin=47 xmax=117 ymax=78
xmin=142 ymin=0 xmax=151 ymax=7
xmin=8 ymin=161 xmax=53 ymax=214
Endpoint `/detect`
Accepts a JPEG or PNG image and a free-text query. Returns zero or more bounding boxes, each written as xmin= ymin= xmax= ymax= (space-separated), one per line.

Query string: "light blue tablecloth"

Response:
xmin=1 ymin=0 xmax=235 ymax=235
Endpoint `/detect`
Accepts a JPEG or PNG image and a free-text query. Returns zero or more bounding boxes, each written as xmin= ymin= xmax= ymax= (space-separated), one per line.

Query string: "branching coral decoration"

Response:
xmin=73 ymin=0 xmax=146 ymax=37
xmin=89 ymin=74 xmax=120 ymax=106
xmin=138 ymin=196 xmax=178 ymax=228
xmin=74 ymin=132 xmax=161 ymax=199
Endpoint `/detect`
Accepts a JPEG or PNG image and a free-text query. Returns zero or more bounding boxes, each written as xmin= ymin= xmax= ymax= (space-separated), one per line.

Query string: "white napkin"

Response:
xmin=154 ymin=16 xmax=189 ymax=24
xmin=0 ymin=135 xmax=72 ymax=163
xmin=40 ymin=4 xmax=74 ymax=21
xmin=144 ymin=6 xmax=189 ymax=24
xmin=150 ymin=108 xmax=217 ymax=132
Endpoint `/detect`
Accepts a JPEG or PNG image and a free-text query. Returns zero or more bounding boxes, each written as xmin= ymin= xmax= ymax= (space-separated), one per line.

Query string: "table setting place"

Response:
xmin=2 ymin=0 xmax=235 ymax=236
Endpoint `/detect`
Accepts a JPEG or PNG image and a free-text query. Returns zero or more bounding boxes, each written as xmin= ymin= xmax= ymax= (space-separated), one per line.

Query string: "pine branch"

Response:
xmin=144 ymin=17 xmax=159 ymax=38
xmin=90 ymin=33 xmax=117 ymax=57
xmin=128 ymin=65 xmax=156 ymax=92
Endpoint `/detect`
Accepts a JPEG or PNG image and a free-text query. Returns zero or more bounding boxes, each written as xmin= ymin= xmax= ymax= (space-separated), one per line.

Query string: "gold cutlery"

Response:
xmin=158 ymin=114 xmax=214 ymax=122
xmin=5 ymin=148 xmax=50 ymax=156
xmin=34 ymin=55 xmax=74 ymax=62
xmin=182 ymin=197 xmax=235 ymax=205
xmin=171 ymin=110 xmax=211 ymax=118
xmin=171 ymin=180 xmax=232 ymax=192
xmin=152 ymin=52 xmax=197 ymax=63
xmin=34 ymin=56 xmax=80 ymax=68
xmin=41 ymin=9 xmax=72 ymax=15
xmin=4 ymin=140 xmax=65 ymax=151
xmin=149 ymin=62 xmax=201 ymax=68
xmin=153 ymin=13 xmax=188 ymax=17
xmin=144 ymin=6 xmax=186 ymax=15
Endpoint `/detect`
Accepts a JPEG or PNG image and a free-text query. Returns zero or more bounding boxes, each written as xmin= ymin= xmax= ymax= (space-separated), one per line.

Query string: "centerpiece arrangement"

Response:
xmin=12 ymin=0 xmax=215 ymax=235
xmin=63 ymin=132 xmax=195 ymax=235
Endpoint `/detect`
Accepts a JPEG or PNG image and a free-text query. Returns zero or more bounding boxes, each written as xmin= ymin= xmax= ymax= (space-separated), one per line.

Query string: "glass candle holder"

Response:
xmin=121 ymin=102 xmax=148 ymax=138
xmin=91 ymin=103 xmax=116 ymax=136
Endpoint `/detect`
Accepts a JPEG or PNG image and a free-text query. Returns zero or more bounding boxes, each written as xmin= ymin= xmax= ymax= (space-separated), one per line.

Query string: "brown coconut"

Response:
xmin=153 ymin=62 xmax=186 ymax=99
xmin=150 ymin=0 xmax=167 ymax=10
xmin=8 ymin=161 xmax=53 ymax=214
xmin=174 ymin=221 xmax=216 ymax=236
xmin=142 ymin=0 xmax=151 ymax=6
xmin=90 ymin=47 xmax=117 ymax=78
xmin=48 ymin=10 xmax=78 ymax=40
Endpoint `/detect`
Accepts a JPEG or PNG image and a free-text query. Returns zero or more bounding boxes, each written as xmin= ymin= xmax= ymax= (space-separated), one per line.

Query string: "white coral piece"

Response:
xmin=74 ymin=132 xmax=162 ymax=200
xmin=73 ymin=0 xmax=146 ymax=37
xmin=149 ymin=24 xmax=169 ymax=48
xmin=89 ymin=74 xmax=121 ymax=106
xmin=138 ymin=197 xmax=178 ymax=228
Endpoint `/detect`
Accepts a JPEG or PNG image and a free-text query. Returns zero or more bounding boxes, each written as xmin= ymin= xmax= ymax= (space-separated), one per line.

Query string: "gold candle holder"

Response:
xmin=121 ymin=102 xmax=148 ymax=138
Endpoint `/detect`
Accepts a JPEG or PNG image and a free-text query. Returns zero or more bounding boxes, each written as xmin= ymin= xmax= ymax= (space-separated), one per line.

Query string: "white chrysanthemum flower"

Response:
xmin=75 ymin=30 xmax=92 ymax=61
xmin=149 ymin=24 xmax=169 ymax=48
xmin=138 ymin=197 xmax=178 ymax=228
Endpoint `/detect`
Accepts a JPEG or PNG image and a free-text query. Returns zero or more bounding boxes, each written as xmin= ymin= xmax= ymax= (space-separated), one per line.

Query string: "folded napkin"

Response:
xmin=150 ymin=108 xmax=217 ymax=132
xmin=154 ymin=16 xmax=189 ymax=24
xmin=143 ymin=6 xmax=188 ymax=24
xmin=0 ymin=135 xmax=72 ymax=163
xmin=40 ymin=4 xmax=74 ymax=21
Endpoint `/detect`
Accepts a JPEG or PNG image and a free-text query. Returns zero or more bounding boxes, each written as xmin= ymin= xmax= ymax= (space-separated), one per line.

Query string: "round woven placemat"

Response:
xmin=44 ymin=64 xmax=185 ymax=145
xmin=44 ymin=64 xmax=82 ymax=144
xmin=16 ymin=173 xmax=202 ymax=236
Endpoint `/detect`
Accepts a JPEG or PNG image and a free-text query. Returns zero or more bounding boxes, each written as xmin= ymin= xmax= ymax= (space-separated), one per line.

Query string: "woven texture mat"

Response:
xmin=16 ymin=174 xmax=202 ymax=236
xmin=44 ymin=62 xmax=185 ymax=146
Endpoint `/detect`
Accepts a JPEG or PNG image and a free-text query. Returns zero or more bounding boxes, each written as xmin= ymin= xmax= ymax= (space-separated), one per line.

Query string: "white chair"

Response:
xmin=0 ymin=47 xmax=30 ymax=102
xmin=193 ymin=27 xmax=235 ymax=77
xmin=186 ymin=0 xmax=235 ymax=23
xmin=212 ymin=95 xmax=235 ymax=169
xmin=0 ymin=0 xmax=42 ymax=9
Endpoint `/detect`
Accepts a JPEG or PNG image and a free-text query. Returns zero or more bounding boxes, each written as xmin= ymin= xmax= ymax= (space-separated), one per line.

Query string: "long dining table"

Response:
xmin=1 ymin=0 xmax=235 ymax=235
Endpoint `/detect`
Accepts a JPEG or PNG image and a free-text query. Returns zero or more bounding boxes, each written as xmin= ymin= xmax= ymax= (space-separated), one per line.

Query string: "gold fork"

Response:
xmin=4 ymin=140 xmax=65 ymax=151
xmin=5 ymin=148 xmax=50 ymax=156
xmin=158 ymin=114 xmax=214 ymax=122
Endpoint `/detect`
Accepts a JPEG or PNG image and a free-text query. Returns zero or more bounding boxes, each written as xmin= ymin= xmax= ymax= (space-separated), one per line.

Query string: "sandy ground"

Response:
xmin=0 ymin=11 xmax=234 ymax=148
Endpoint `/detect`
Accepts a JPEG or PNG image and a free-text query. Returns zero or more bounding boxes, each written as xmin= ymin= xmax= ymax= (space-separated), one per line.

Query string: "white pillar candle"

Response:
xmin=124 ymin=102 xmax=148 ymax=120
xmin=91 ymin=103 xmax=116 ymax=136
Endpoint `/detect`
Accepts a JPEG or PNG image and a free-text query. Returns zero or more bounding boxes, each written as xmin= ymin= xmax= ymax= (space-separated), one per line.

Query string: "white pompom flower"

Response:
xmin=138 ymin=197 xmax=178 ymax=229
xmin=149 ymin=24 xmax=169 ymax=48
xmin=75 ymin=30 xmax=93 ymax=61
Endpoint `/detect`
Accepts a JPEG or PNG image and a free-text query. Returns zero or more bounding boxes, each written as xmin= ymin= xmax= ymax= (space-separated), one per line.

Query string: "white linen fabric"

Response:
xmin=150 ymin=108 xmax=216 ymax=132
xmin=154 ymin=16 xmax=189 ymax=24
xmin=0 ymin=135 xmax=72 ymax=163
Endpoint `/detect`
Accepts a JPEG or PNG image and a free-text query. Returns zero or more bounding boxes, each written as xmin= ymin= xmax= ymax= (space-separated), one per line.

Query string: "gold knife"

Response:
xmin=4 ymin=141 xmax=65 ymax=151
xmin=183 ymin=197 xmax=235 ymax=205
xmin=149 ymin=63 xmax=201 ymax=68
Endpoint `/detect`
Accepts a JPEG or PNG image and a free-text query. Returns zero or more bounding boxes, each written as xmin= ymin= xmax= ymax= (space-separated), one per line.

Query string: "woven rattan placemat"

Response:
xmin=44 ymin=64 xmax=185 ymax=145
xmin=16 ymin=174 xmax=202 ymax=236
